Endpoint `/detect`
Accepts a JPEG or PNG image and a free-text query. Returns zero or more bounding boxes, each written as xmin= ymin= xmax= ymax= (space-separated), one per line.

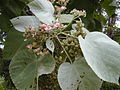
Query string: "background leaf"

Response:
xmin=101 ymin=0 xmax=116 ymax=16
xmin=3 ymin=29 xmax=24 ymax=60
xmin=0 ymin=13 xmax=11 ymax=32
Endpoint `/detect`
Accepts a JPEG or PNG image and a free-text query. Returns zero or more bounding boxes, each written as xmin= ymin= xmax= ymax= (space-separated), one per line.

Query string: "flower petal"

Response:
xmin=78 ymin=32 xmax=120 ymax=84
xmin=28 ymin=0 xmax=55 ymax=24
xmin=10 ymin=16 xmax=40 ymax=32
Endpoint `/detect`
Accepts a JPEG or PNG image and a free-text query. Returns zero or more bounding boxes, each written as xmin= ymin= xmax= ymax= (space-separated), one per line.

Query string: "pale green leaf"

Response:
xmin=58 ymin=62 xmax=81 ymax=90
xmin=10 ymin=16 xmax=40 ymax=32
xmin=37 ymin=53 xmax=55 ymax=76
xmin=9 ymin=50 xmax=55 ymax=89
xmin=9 ymin=50 xmax=37 ymax=89
xmin=59 ymin=14 xmax=74 ymax=23
xmin=78 ymin=32 xmax=120 ymax=84
xmin=58 ymin=57 xmax=102 ymax=90
xmin=109 ymin=0 xmax=120 ymax=7
xmin=46 ymin=39 xmax=55 ymax=53
xmin=28 ymin=0 xmax=55 ymax=24
xmin=75 ymin=58 xmax=102 ymax=90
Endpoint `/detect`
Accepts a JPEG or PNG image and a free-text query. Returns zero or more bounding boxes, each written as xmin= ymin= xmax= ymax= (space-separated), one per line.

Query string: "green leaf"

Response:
xmin=93 ymin=19 xmax=102 ymax=31
xmin=58 ymin=57 xmax=102 ymax=90
xmin=0 ymin=13 xmax=11 ymax=32
xmin=58 ymin=62 xmax=81 ymax=90
xmin=67 ymin=0 xmax=101 ymax=31
xmin=0 ymin=0 xmax=25 ymax=18
xmin=0 ymin=84 xmax=4 ymax=90
xmin=78 ymin=32 xmax=120 ymax=84
xmin=101 ymin=0 xmax=116 ymax=16
xmin=19 ymin=0 xmax=34 ymax=4
xmin=94 ymin=13 xmax=107 ymax=25
xmin=75 ymin=58 xmax=102 ymax=90
xmin=59 ymin=14 xmax=74 ymax=23
xmin=37 ymin=53 xmax=55 ymax=76
xmin=28 ymin=0 xmax=55 ymax=24
xmin=0 ymin=0 xmax=34 ymax=32
xmin=9 ymin=50 xmax=37 ymax=89
xmin=10 ymin=16 xmax=40 ymax=32
xmin=9 ymin=49 xmax=55 ymax=89
xmin=68 ymin=0 xmax=98 ymax=16
xmin=3 ymin=29 xmax=24 ymax=60
xmin=109 ymin=0 xmax=120 ymax=7
xmin=82 ymin=16 xmax=96 ymax=31
xmin=6 ymin=0 xmax=24 ymax=16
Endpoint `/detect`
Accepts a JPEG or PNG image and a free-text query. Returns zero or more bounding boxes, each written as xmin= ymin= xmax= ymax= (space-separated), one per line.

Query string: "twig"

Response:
xmin=56 ymin=36 xmax=72 ymax=63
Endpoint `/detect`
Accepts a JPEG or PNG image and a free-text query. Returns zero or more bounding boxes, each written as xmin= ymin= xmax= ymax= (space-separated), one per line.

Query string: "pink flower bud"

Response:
xmin=26 ymin=44 xmax=32 ymax=49
xmin=44 ymin=26 xmax=52 ymax=31
xmin=31 ymin=27 xmax=36 ymax=31
xmin=55 ymin=6 xmax=66 ymax=12
xmin=60 ymin=6 xmax=66 ymax=10
xmin=34 ymin=48 xmax=40 ymax=52
xmin=55 ymin=22 xmax=61 ymax=27
xmin=40 ymin=24 xmax=47 ymax=29
xmin=31 ymin=33 xmax=36 ymax=37
xmin=59 ymin=0 xmax=66 ymax=2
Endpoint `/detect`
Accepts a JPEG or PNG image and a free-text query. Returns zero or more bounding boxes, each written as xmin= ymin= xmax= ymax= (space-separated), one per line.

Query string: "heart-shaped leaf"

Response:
xmin=9 ymin=49 xmax=55 ymax=89
xmin=78 ymin=32 xmax=120 ymax=84
xmin=58 ymin=57 xmax=102 ymax=90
